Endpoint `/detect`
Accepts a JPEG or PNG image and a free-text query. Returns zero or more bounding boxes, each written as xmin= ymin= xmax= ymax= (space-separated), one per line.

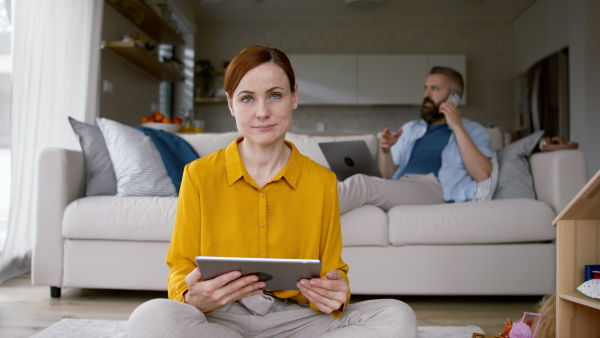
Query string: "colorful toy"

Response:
xmin=498 ymin=312 xmax=545 ymax=338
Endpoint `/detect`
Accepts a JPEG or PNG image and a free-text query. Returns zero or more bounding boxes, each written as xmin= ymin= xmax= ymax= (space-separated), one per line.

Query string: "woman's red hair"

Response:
xmin=224 ymin=45 xmax=296 ymax=96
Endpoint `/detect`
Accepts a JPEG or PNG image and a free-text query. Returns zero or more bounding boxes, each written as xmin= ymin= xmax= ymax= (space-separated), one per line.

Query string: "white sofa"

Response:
xmin=32 ymin=130 xmax=587 ymax=297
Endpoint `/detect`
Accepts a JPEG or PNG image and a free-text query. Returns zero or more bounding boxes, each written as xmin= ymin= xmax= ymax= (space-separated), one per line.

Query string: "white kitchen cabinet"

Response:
xmin=288 ymin=54 xmax=358 ymax=105
xmin=358 ymin=55 xmax=428 ymax=105
xmin=288 ymin=54 xmax=466 ymax=105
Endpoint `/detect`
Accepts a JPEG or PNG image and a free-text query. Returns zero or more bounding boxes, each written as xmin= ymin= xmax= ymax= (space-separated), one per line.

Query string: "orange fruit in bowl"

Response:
xmin=141 ymin=116 xmax=150 ymax=123
xmin=173 ymin=117 xmax=182 ymax=124
xmin=163 ymin=117 xmax=172 ymax=123
xmin=152 ymin=111 xmax=164 ymax=122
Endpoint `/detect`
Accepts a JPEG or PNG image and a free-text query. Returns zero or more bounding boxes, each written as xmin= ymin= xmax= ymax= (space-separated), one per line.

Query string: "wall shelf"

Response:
xmin=102 ymin=41 xmax=184 ymax=82
xmin=105 ymin=0 xmax=185 ymax=45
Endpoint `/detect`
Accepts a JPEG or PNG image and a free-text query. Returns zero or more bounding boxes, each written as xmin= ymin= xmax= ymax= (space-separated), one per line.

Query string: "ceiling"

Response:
xmin=193 ymin=0 xmax=538 ymax=23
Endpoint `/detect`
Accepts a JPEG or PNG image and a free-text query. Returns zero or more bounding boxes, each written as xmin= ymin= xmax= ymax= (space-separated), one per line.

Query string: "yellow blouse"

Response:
xmin=166 ymin=137 xmax=350 ymax=317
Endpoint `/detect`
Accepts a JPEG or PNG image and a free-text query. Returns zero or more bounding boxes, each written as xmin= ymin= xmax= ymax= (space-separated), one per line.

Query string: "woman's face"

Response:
xmin=227 ymin=62 xmax=298 ymax=147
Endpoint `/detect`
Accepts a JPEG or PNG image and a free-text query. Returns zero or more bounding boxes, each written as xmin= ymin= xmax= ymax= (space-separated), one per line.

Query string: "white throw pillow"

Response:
xmin=97 ymin=118 xmax=177 ymax=197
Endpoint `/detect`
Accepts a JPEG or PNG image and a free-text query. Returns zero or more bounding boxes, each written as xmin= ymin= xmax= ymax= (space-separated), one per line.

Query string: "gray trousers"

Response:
xmin=338 ymin=173 xmax=444 ymax=214
xmin=128 ymin=296 xmax=417 ymax=338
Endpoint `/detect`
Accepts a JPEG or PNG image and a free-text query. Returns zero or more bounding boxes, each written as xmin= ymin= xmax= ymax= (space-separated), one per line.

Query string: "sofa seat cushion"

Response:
xmin=63 ymin=196 xmax=177 ymax=241
xmin=341 ymin=205 xmax=388 ymax=247
xmin=388 ymin=199 xmax=556 ymax=245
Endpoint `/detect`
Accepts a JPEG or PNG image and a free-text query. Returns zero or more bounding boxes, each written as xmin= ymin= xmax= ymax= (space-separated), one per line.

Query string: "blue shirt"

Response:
xmin=396 ymin=124 xmax=451 ymax=177
xmin=391 ymin=118 xmax=492 ymax=202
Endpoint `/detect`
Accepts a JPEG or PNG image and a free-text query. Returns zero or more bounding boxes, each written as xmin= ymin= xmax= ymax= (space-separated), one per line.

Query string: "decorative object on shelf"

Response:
xmin=113 ymin=0 xmax=145 ymax=24
xmin=123 ymin=33 xmax=156 ymax=54
xmin=195 ymin=60 xmax=216 ymax=98
xmin=162 ymin=55 xmax=184 ymax=78
xmin=157 ymin=2 xmax=179 ymax=33
xmin=585 ymin=265 xmax=600 ymax=281
xmin=577 ymin=279 xmax=600 ymax=299
xmin=578 ymin=265 xmax=600 ymax=299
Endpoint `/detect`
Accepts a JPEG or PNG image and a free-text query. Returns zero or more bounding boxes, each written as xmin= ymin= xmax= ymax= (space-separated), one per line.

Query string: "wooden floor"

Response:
xmin=0 ymin=273 xmax=545 ymax=337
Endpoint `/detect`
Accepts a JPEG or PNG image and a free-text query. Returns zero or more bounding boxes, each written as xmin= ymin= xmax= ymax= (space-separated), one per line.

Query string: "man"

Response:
xmin=338 ymin=66 xmax=494 ymax=214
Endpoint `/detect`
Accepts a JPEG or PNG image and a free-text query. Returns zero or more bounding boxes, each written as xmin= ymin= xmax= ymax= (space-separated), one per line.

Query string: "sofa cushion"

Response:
xmin=63 ymin=196 xmax=177 ymax=241
xmin=340 ymin=205 xmax=388 ymax=247
xmin=97 ymin=118 xmax=177 ymax=197
xmin=178 ymin=132 xmax=240 ymax=157
xmin=388 ymin=199 xmax=556 ymax=245
xmin=493 ymin=130 xmax=544 ymax=200
xmin=68 ymin=117 xmax=117 ymax=196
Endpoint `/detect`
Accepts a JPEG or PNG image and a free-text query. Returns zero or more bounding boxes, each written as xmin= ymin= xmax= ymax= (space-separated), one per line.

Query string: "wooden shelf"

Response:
xmin=102 ymin=41 xmax=184 ymax=82
xmin=559 ymin=292 xmax=600 ymax=311
xmin=555 ymin=169 xmax=600 ymax=337
xmin=105 ymin=0 xmax=185 ymax=45
xmin=194 ymin=97 xmax=227 ymax=104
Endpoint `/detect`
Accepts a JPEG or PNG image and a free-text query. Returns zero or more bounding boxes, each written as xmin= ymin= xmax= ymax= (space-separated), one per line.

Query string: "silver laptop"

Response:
xmin=318 ymin=140 xmax=382 ymax=181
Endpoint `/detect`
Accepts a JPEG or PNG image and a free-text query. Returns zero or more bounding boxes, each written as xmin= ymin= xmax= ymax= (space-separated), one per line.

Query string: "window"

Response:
xmin=0 ymin=0 xmax=12 ymax=250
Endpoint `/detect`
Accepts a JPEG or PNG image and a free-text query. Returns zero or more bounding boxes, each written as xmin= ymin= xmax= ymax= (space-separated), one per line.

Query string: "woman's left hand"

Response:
xmin=297 ymin=270 xmax=349 ymax=314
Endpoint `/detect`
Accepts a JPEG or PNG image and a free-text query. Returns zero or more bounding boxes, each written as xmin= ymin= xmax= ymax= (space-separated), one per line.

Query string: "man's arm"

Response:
xmin=378 ymin=127 xmax=401 ymax=179
xmin=440 ymin=102 xmax=491 ymax=182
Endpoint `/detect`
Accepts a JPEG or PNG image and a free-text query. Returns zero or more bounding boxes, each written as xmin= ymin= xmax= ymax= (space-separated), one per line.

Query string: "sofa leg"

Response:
xmin=50 ymin=286 xmax=61 ymax=298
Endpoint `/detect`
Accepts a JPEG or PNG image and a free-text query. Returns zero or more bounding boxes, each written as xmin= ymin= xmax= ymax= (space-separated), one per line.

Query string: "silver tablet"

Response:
xmin=195 ymin=256 xmax=322 ymax=291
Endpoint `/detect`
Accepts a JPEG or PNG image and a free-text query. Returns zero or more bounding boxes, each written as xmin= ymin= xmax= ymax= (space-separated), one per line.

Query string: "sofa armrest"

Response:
xmin=32 ymin=148 xmax=85 ymax=287
xmin=529 ymin=149 xmax=587 ymax=214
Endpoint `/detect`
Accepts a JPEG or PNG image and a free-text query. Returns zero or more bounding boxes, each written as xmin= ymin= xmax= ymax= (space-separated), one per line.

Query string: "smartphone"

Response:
xmin=447 ymin=91 xmax=461 ymax=107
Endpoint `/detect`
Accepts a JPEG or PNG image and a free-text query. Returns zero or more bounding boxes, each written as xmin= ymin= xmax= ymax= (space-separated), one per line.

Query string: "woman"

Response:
xmin=128 ymin=45 xmax=417 ymax=338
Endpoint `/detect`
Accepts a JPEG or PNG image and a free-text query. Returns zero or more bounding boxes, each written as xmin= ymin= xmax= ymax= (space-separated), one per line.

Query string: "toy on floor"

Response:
xmin=499 ymin=312 xmax=545 ymax=338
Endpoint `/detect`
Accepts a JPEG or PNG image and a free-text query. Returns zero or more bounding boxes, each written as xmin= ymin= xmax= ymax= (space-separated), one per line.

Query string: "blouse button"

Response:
xmin=260 ymin=223 xmax=265 ymax=227
xmin=259 ymin=193 xmax=264 ymax=198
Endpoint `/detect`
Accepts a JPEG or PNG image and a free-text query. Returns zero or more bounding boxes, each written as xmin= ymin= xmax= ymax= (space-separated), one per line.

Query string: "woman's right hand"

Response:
xmin=184 ymin=268 xmax=266 ymax=313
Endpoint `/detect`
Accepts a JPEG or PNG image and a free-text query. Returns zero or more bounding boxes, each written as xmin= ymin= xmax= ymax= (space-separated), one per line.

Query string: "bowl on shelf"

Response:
xmin=141 ymin=122 xmax=182 ymax=133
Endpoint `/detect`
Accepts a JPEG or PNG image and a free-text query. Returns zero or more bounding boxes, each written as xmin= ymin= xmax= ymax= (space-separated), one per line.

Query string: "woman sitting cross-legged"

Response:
xmin=127 ymin=45 xmax=418 ymax=338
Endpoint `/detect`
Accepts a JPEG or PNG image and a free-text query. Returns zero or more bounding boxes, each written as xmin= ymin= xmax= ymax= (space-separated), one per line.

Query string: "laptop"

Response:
xmin=318 ymin=140 xmax=382 ymax=181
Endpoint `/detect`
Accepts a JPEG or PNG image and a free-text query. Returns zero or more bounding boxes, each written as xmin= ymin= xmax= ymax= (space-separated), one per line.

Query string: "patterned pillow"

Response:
xmin=68 ymin=117 xmax=117 ymax=196
xmin=97 ymin=118 xmax=176 ymax=197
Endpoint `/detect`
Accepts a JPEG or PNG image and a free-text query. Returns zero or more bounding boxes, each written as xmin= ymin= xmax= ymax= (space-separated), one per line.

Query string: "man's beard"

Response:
xmin=420 ymin=97 xmax=443 ymax=124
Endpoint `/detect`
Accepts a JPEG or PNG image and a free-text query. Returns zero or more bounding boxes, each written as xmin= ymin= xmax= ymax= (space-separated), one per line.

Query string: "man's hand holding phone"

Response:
xmin=440 ymin=91 xmax=462 ymax=131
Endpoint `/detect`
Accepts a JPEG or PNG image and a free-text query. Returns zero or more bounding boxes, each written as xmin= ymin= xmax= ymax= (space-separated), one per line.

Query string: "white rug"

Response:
xmin=32 ymin=318 xmax=485 ymax=337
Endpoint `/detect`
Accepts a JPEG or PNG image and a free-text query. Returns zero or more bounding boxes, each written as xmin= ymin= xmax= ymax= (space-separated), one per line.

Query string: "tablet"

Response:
xmin=195 ymin=256 xmax=322 ymax=291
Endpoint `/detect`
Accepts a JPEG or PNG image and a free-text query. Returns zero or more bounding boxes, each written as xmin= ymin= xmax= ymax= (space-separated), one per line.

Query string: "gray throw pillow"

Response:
xmin=68 ymin=117 xmax=117 ymax=196
xmin=97 ymin=117 xmax=177 ymax=197
xmin=493 ymin=130 xmax=545 ymax=200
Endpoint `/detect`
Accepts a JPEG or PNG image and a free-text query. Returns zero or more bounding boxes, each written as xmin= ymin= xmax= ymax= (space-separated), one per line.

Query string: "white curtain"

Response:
xmin=0 ymin=0 xmax=103 ymax=284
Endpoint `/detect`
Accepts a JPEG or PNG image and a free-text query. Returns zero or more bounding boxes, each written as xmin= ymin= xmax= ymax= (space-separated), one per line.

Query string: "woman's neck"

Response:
xmin=238 ymin=139 xmax=292 ymax=188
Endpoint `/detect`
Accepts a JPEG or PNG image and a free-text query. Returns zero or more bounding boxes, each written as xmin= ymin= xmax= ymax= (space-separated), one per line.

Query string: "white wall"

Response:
xmin=568 ymin=0 xmax=600 ymax=179
xmin=513 ymin=0 xmax=568 ymax=75
xmin=194 ymin=21 xmax=515 ymax=134
xmin=514 ymin=0 xmax=600 ymax=180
